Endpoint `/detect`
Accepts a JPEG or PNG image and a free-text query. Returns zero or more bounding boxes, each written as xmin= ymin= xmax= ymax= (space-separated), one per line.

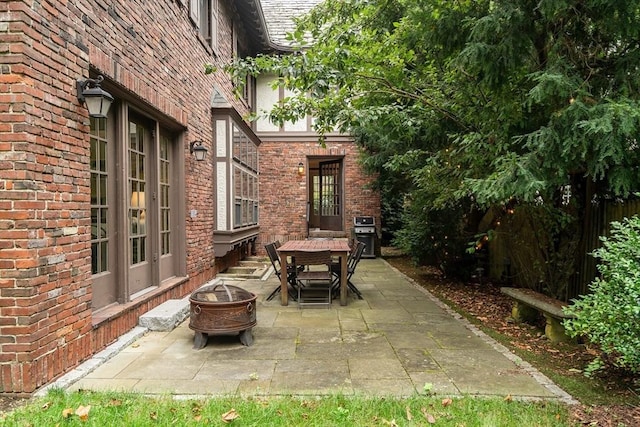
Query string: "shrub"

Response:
xmin=563 ymin=215 xmax=640 ymax=376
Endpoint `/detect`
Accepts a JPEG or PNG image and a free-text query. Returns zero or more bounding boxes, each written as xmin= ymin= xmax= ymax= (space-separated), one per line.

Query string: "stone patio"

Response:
xmin=38 ymin=258 xmax=576 ymax=403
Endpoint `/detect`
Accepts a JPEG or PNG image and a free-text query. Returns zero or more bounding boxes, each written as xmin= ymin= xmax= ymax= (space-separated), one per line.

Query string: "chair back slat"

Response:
xmin=292 ymin=250 xmax=332 ymax=268
xmin=347 ymin=241 xmax=366 ymax=272
xmin=265 ymin=243 xmax=282 ymax=278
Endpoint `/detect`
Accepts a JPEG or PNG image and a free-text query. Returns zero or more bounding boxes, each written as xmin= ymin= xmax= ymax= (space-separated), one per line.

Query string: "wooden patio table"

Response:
xmin=276 ymin=240 xmax=350 ymax=306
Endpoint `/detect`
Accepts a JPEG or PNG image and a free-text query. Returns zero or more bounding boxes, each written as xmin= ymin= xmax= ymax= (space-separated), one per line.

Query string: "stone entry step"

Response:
xmin=138 ymin=297 xmax=190 ymax=332
xmin=217 ymin=259 xmax=270 ymax=280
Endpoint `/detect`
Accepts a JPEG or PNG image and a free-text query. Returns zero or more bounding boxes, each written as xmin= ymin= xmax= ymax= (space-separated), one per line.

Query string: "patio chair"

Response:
xmin=265 ymin=242 xmax=301 ymax=301
xmin=331 ymin=240 xmax=365 ymax=300
xmin=292 ymin=250 xmax=334 ymax=308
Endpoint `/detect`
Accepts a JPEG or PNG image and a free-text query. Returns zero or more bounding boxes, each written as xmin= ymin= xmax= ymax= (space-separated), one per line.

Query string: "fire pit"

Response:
xmin=189 ymin=283 xmax=257 ymax=349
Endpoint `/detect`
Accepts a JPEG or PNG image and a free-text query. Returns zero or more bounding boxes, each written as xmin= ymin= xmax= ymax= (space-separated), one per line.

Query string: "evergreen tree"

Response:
xmin=225 ymin=0 xmax=640 ymax=279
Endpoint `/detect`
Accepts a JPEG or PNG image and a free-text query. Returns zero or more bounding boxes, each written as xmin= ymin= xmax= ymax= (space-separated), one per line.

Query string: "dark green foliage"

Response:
xmin=222 ymin=0 xmax=640 ymax=282
xmin=564 ymin=216 xmax=640 ymax=376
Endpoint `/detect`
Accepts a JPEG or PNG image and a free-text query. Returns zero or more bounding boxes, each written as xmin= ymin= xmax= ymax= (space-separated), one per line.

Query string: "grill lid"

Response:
xmin=354 ymin=216 xmax=375 ymax=226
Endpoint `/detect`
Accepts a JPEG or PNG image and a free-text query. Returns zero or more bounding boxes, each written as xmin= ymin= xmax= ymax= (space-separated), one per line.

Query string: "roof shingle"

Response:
xmin=260 ymin=0 xmax=322 ymax=47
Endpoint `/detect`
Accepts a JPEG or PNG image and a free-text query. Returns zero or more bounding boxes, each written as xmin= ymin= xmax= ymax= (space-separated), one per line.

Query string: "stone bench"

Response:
xmin=500 ymin=287 xmax=575 ymax=343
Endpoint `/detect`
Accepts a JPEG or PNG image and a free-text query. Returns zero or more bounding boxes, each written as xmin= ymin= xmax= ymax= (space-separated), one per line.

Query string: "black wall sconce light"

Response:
xmin=189 ymin=140 xmax=208 ymax=161
xmin=76 ymin=75 xmax=114 ymax=118
xmin=297 ymin=162 xmax=305 ymax=176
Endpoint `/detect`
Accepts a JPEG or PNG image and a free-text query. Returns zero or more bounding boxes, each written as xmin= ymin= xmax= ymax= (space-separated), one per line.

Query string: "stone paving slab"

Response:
xmin=53 ymin=258 xmax=576 ymax=403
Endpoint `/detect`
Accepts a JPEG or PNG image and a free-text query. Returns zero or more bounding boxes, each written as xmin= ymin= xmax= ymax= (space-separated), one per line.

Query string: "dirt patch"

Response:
xmin=384 ymin=253 xmax=640 ymax=426
xmin=0 ymin=395 xmax=30 ymax=415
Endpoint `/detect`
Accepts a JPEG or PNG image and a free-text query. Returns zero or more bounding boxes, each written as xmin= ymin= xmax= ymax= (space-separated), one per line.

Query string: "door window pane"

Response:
xmin=90 ymin=118 xmax=109 ymax=274
xmin=129 ymin=121 xmax=147 ymax=265
xmin=160 ymin=134 xmax=171 ymax=255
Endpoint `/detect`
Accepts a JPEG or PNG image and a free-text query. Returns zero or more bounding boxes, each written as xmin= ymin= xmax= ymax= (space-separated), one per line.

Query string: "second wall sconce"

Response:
xmin=189 ymin=140 xmax=208 ymax=161
xmin=297 ymin=162 xmax=305 ymax=176
xmin=77 ymin=75 xmax=114 ymax=118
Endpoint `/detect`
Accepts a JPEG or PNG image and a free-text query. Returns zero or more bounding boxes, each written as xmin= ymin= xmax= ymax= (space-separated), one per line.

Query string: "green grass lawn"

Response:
xmin=1 ymin=389 xmax=571 ymax=426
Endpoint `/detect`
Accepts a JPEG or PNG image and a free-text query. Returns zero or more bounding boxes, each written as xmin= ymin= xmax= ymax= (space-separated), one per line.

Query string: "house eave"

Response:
xmin=237 ymin=0 xmax=295 ymax=54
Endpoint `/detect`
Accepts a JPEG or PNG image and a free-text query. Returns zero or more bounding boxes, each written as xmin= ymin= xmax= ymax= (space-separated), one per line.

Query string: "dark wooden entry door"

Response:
xmin=317 ymin=160 xmax=343 ymax=231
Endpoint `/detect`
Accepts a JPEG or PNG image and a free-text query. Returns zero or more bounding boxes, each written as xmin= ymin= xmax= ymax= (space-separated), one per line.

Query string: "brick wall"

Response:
xmin=0 ymin=0 xmax=251 ymax=393
xmin=257 ymin=140 xmax=380 ymax=250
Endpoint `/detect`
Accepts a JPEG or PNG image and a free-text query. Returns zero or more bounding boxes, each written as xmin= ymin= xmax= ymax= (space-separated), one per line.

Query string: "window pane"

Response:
xmin=90 ymin=117 xmax=109 ymax=275
xmin=90 ymin=138 xmax=97 ymax=170
xmin=129 ymin=120 xmax=146 ymax=265
xmin=91 ymin=208 xmax=98 ymax=240
xmin=99 ymin=140 xmax=107 ymax=171
xmin=160 ymin=134 xmax=171 ymax=255
xmin=91 ymin=242 xmax=98 ymax=274
xmin=233 ymin=125 xmax=241 ymax=160
xmin=230 ymin=123 xmax=259 ymax=229
xmin=100 ymin=208 xmax=108 ymax=238
xmin=100 ymin=241 xmax=108 ymax=271
xmin=99 ymin=175 xmax=107 ymax=205
xmin=90 ymin=174 xmax=97 ymax=205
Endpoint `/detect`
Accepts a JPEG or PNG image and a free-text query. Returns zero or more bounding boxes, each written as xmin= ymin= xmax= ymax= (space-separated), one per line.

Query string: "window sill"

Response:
xmin=213 ymin=225 xmax=259 ymax=257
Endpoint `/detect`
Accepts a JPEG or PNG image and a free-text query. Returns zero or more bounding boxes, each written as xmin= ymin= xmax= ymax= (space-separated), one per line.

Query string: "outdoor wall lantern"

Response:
xmin=297 ymin=162 xmax=305 ymax=176
xmin=76 ymin=75 xmax=114 ymax=118
xmin=189 ymin=140 xmax=208 ymax=161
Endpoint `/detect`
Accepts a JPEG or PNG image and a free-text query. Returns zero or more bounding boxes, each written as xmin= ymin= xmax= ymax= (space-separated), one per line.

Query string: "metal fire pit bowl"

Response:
xmin=189 ymin=283 xmax=257 ymax=349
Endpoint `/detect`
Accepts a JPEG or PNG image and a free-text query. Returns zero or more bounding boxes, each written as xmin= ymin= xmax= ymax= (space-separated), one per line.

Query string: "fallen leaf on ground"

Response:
xmin=406 ymin=405 xmax=412 ymax=420
xmin=442 ymin=398 xmax=453 ymax=407
xmin=222 ymin=408 xmax=239 ymax=423
xmin=75 ymin=405 xmax=91 ymax=421
xmin=421 ymin=407 xmax=436 ymax=424
xmin=61 ymin=408 xmax=74 ymax=419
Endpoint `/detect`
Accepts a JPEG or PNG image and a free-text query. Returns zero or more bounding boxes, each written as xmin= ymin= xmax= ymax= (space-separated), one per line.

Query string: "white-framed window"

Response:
xmin=189 ymin=0 xmax=199 ymax=25
xmin=232 ymin=123 xmax=258 ymax=229
xmin=190 ymin=0 xmax=218 ymax=53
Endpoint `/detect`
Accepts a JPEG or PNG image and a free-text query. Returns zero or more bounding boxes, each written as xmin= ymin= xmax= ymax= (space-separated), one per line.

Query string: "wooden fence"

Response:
xmin=488 ymin=198 xmax=640 ymax=302
xmin=568 ymin=198 xmax=640 ymax=300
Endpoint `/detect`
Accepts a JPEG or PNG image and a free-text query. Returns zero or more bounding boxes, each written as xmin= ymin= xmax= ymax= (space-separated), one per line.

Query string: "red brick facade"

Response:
xmin=257 ymin=140 xmax=380 ymax=247
xmin=0 ymin=0 xmax=379 ymax=394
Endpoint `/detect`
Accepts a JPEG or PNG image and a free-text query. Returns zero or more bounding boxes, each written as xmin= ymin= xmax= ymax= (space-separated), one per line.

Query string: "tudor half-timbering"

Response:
xmin=0 ymin=0 xmax=379 ymax=394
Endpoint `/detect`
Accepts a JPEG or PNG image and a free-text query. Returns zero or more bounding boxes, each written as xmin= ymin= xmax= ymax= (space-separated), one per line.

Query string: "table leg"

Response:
xmin=279 ymin=251 xmax=289 ymax=306
xmin=340 ymin=252 xmax=348 ymax=305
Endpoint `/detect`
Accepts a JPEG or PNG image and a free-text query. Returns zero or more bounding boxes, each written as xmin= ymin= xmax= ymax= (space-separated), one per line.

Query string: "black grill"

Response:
xmin=353 ymin=216 xmax=376 ymax=258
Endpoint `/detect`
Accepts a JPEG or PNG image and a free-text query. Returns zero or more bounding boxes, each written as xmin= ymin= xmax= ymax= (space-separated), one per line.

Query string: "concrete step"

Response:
xmin=139 ymin=296 xmax=190 ymax=331
xmin=218 ymin=260 xmax=270 ymax=279
xmin=243 ymin=256 xmax=267 ymax=263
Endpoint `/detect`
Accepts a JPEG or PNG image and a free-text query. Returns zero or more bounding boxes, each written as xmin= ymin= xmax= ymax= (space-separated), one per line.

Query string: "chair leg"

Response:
xmin=266 ymin=276 xmax=298 ymax=302
xmin=330 ymin=274 xmax=340 ymax=299
xmin=265 ymin=285 xmax=280 ymax=301
xmin=348 ymin=280 xmax=364 ymax=299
